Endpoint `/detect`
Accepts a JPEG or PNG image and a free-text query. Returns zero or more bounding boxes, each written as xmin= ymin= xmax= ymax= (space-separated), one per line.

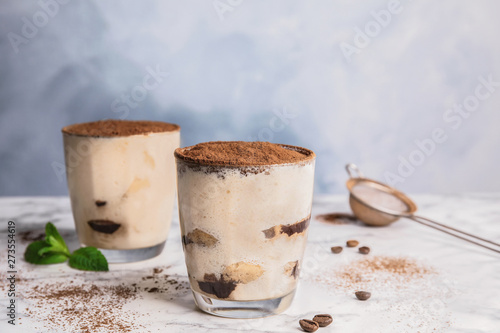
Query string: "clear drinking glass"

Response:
xmin=62 ymin=120 xmax=180 ymax=263
xmin=175 ymin=142 xmax=315 ymax=318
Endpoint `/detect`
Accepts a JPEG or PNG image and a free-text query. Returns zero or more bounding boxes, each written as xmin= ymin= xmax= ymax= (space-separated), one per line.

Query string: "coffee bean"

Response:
xmin=359 ymin=246 xmax=370 ymax=254
xmin=331 ymin=246 xmax=343 ymax=254
xmin=355 ymin=291 xmax=371 ymax=301
xmin=299 ymin=319 xmax=319 ymax=332
xmin=312 ymin=314 xmax=333 ymax=327
xmin=346 ymin=240 xmax=359 ymax=247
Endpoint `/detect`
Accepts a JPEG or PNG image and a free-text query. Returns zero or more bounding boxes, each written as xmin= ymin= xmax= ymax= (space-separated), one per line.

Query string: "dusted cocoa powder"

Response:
xmin=0 ymin=261 xmax=189 ymax=332
xmin=316 ymin=213 xmax=358 ymax=225
xmin=174 ymin=141 xmax=315 ymax=167
xmin=316 ymin=255 xmax=436 ymax=291
xmin=62 ymin=120 xmax=179 ymax=137
xmin=25 ymin=283 xmax=140 ymax=332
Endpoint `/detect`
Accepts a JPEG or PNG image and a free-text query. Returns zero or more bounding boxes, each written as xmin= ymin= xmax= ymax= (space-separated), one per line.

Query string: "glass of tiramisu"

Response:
xmin=62 ymin=120 xmax=180 ymax=262
xmin=174 ymin=141 xmax=316 ymax=318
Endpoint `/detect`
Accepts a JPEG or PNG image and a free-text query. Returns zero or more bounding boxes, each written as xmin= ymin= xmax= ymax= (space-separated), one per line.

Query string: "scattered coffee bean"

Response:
xmin=355 ymin=291 xmax=371 ymax=301
xmin=359 ymin=246 xmax=370 ymax=254
xmin=312 ymin=314 xmax=333 ymax=327
xmin=299 ymin=319 xmax=319 ymax=332
xmin=346 ymin=240 xmax=359 ymax=247
xmin=331 ymin=246 xmax=343 ymax=254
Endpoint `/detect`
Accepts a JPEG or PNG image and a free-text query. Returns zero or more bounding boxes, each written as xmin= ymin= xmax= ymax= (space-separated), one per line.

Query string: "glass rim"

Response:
xmin=61 ymin=120 xmax=180 ymax=138
xmin=174 ymin=141 xmax=316 ymax=168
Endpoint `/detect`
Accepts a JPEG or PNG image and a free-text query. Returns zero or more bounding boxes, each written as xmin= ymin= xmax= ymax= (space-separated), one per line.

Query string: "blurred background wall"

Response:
xmin=1 ymin=0 xmax=499 ymax=196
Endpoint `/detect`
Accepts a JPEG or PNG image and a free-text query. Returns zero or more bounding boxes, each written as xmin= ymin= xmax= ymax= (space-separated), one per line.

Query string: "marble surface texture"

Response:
xmin=0 ymin=194 xmax=499 ymax=332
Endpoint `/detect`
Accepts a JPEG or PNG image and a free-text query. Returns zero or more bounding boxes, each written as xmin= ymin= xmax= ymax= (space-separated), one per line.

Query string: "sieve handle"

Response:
xmin=345 ymin=163 xmax=364 ymax=179
xmin=410 ymin=215 xmax=500 ymax=254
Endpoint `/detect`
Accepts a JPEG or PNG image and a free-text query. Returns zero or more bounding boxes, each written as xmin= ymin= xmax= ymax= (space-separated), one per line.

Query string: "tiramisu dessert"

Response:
xmin=62 ymin=120 xmax=180 ymax=262
xmin=175 ymin=141 xmax=316 ymax=318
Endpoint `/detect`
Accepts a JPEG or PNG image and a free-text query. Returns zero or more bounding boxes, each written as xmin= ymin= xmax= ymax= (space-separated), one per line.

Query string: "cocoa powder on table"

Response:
xmin=23 ymin=282 xmax=140 ymax=332
xmin=0 ymin=265 xmax=189 ymax=333
xmin=316 ymin=255 xmax=436 ymax=290
xmin=316 ymin=213 xmax=358 ymax=225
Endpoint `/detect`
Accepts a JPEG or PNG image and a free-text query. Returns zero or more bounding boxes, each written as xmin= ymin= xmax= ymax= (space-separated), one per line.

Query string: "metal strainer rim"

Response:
xmin=345 ymin=164 xmax=418 ymax=218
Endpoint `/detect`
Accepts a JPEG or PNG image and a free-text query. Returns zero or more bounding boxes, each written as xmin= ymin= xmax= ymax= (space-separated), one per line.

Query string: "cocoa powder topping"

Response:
xmin=175 ymin=141 xmax=315 ymax=166
xmin=62 ymin=120 xmax=179 ymax=137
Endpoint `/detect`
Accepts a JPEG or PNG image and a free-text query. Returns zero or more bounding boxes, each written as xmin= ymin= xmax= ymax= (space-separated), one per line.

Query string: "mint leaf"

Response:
xmin=24 ymin=240 xmax=69 ymax=265
xmin=24 ymin=222 xmax=109 ymax=272
xmin=69 ymin=247 xmax=109 ymax=271
xmin=45 ymin=222 xmax=63 ymax=243
xmin=40 ymin=235 xmax=71 ymax=256
xmin=44 ymin=222 xmax=70 ymax=256
xmin=24 ymin=223 xmax=70 ymax=265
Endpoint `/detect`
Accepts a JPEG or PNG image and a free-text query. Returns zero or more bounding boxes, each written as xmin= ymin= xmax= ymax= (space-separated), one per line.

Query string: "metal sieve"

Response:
xmin=345 ymin=163 xmax=500 ymax=254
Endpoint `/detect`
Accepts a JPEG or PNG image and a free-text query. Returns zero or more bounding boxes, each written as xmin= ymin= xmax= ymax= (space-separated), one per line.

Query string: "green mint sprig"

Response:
xmin=24 ymin=222 xmax=109 ymax=271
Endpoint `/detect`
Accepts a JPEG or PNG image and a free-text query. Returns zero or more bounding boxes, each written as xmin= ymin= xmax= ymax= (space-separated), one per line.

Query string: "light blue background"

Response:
xmin=1 ymin=0 xmax=499 ymax=196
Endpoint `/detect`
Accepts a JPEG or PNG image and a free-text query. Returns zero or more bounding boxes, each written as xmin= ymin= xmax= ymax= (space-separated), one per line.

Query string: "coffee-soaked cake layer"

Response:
xmin=62 ymin=120 xmax=180 ymax=137
xmin=174 ymin=141 xmax=315 ymax=167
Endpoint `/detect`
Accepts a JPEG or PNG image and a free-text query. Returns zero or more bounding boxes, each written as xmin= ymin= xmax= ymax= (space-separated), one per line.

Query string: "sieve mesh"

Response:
xmin=351 ymin=182 xmax=410 ymax=214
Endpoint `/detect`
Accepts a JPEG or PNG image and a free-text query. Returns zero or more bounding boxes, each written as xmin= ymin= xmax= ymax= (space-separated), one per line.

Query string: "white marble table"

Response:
xmin=0 ymin=194 xmax=499 ymax=333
